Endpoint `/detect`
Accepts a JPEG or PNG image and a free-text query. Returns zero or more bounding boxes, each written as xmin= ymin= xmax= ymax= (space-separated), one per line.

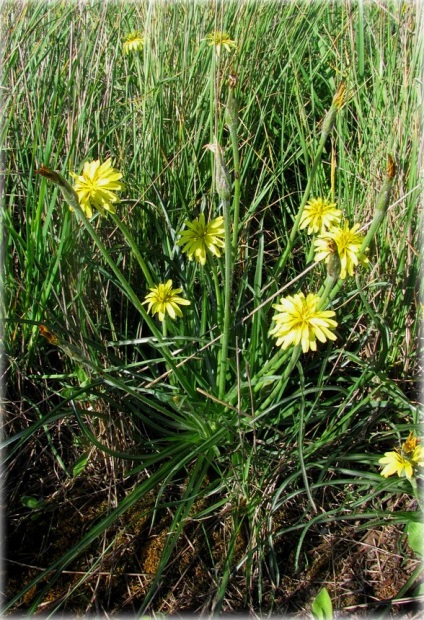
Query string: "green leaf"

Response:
xmin=406 ymin=521 xmax=424 ymax=556
xmin=311 ymin=587 xmax=333 ymax=620
xmin=412 ymin=583 xmax=424 ymax=597
xmin=21 ymin=496 xmax=46 ymax=510
xmin=72 ymin=452 xmax=90 ymax=477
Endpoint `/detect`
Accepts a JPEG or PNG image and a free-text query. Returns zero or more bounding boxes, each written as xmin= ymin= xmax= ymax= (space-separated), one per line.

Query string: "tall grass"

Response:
xmin=2 ymin=0 xmax=422 ymax=615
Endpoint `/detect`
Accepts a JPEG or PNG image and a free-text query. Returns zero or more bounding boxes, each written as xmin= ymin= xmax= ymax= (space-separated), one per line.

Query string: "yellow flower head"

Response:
xmin=123 ymin=31 xmax=144 ymax=55
xmin=379 ymin=451 xmax=414 ymax=480
xmin=269 ymin=292 xmax=338 ymax=353
xmin=314 ymin=222 xmax=368 ymax=279
xmin=177 ymin=213 xmax=225 ymax=265
xmin=299 ymin=198 xmax=342 ymax=235
xmin=70 ymin=158 xmax=124 ymax=218
xmin=379 ymin=432 xmax=424 ymax=481
xmin=142 ymin=280 xmax=191 ymax=322
xmin=403 ymin=431 xmax=418 ymax=454
xmin=204 ymin=31 xmax=237 ymax=56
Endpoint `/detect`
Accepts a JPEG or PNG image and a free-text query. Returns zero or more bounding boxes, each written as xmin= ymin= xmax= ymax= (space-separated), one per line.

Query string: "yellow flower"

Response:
xmin=379 ymin=451 xmax=414 ymax=480
xmin=269 ymin=292 xmax=337 ymax=353
xmin=299 ymin=198 xmax=342 ymax=235
xmin=177 ymin=213 xmax=225 ymax=265
xmin=204 ymin=31 xmax=237 ymax=56
xmin=411 ymin=445 xmax=424 ymax=466
xmin=142 ymin=280 xmax=190 ymax=322
xmin=70 ymin=158 xmax=124 ymax=218
xmin=379 ymin=432 xmax=424 ymax=481
xmin=403 ymin=431 xmax=418 ymax=454
xmin=123 ymin=31 xmax=144 ymax=55
xmin=314 ymin=222 xmax=368 ymax=279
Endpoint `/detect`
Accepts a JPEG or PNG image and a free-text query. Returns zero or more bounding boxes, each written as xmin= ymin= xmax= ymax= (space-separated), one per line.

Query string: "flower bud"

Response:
xmin=205 ymin=142 xmax=232 ymax=202
xmin=327 ymin=249 xmax=341 ymax=280
xmin=225 ymin=73 xmax=238 ymax=129
xmin=321 ymin=83 xmax=345 ymax=141
xmin=375 ymin=154 xmax=396 ymax=215
xmin=36 ymin=165 xmax=80 ymax=210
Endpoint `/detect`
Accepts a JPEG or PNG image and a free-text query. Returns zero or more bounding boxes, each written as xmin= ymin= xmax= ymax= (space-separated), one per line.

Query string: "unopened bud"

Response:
xmin=332 ymin=82 xmax=346 ymax=109
xmin=326 ymin=240 xmax=341 ymax=279
xmin=36 ymin=165 xmax=80 ymax=210
xmin=375 ymin=154 xmax=396 ymax=215
xmin=358 ymin=154 xmax=397 ymax=255
xmin=321 ymin=83 xmax=345 ymax=141
xmin=38 ymin=325 xmax=60 ymax=345
xmin=387 ymin=153 xmax=396 ymax=180
xmin=225 ymin=94 xmax=238 ymax=130
xmin=205 ymin=142 xmax=232 ymax=202
xmin=228 ymin=72 xmax=238 ymax=88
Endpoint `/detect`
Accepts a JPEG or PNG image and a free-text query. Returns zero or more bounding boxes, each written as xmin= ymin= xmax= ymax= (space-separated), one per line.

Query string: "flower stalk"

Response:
xmin=218 ymin=191 xmax=233 ymax=399
xmin=205 ymin=142 xmax=233 ymax=398
xmin=317 ymin=274 xmax=339 ymax=309
xmin=225 ymin=73 xmax=241 ymax=256
xmin=110 ymin=212 xmax=154 ymax=287
xmin=255 ymin=345 xmax=301 ymax=416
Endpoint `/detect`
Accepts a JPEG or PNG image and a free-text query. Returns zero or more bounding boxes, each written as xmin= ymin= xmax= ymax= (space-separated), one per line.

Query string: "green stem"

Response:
xmin=209 ymin=51 xmax=216 ymax=147
xmin=256 ymin=345 xmax=301 ymax=415
xmin=226 ymin=83 xmax=241 ymax=256
xmin=215 ymin=80 xmax=241 ymax=400
xmin=110 ymin=212 xmax=154 ymax=287
xmin=252 ymin=347 xmax=292 ymax=393
xmin=317 ymin=274 xmax=339 ymax=308
xmin=200 ymin=275 xmax=208 ymax=337
xmin=306 ymin=236 xmax=316 ymax=263
xmin=210 ymin=260 xmax=223 ymax=326
xmin=218 ymin=197 xmax=233 ymax=399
